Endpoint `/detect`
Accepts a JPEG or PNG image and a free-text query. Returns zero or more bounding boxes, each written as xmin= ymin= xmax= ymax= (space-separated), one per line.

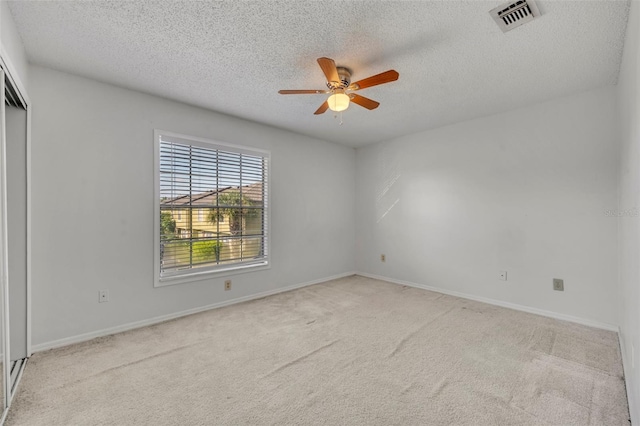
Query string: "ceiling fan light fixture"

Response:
xmin=327 ymin=92 xmax=350 ymax=112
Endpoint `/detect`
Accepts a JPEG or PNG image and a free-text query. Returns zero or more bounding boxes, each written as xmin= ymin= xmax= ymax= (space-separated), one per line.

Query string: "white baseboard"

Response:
xmin=32 ymin=271 xmax=356 ymax=353
xmin=32 ymin=270 xmax=619 ymax=352
xmin=356 ymin=272 xmax=619 ymax=332
xmin=618 ymin=330 xmax=637 ymax=425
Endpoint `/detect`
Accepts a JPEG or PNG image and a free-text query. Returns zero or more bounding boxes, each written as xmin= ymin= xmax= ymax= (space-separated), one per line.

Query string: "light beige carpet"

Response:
xmin=6 ymin=275 xmax=630 ymax=425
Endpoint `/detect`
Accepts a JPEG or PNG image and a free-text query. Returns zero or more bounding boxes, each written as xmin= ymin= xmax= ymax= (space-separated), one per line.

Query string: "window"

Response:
xmin=154 ymin=130 xmax=269 ymax=286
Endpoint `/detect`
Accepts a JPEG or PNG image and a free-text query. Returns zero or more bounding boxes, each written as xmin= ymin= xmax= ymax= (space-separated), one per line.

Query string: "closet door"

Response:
xmin=0 ymin=65 xmax=28 ymax=412
xmin=5 ymin=97 xmax=27 ymax=362
xmin=0 ymin=68 xmax=9 ymax=411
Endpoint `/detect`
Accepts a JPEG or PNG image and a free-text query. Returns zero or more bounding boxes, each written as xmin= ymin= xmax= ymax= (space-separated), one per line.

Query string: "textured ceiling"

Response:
xmin=8 ymin=1 xmax=630 ymax=147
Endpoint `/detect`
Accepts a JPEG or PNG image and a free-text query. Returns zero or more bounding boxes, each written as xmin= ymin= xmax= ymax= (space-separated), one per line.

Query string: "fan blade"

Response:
xmin=317 ymin=57 xmax=340 ymax=85
xmin=348 ymin=70 xmax=399 ymax=90
xmin=278 ymin=90 xmax=327 ymax=95
xmin=350 ymin=94 xmax=380 ymax=110
xmin=314 ymin=101 xmax=329 ymax=115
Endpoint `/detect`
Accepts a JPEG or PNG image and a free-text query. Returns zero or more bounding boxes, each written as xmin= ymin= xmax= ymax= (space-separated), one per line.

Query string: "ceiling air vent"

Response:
xmin=490 ymin=0 xmax=540 ymax=33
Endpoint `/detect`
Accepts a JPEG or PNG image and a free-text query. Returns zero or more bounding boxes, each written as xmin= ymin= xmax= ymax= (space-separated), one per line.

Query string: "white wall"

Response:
xmin=617 ymin=0 xmax=640 ymax=423
xmin=29 ymin=66 xmax=355 ymax=348
xmin=356 ymin=86 xmax=619 ymax=328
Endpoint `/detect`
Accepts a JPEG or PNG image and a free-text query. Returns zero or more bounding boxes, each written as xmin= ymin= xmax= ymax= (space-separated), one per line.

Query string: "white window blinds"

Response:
xmin=156 ymin=132 xmax=269 ymax=283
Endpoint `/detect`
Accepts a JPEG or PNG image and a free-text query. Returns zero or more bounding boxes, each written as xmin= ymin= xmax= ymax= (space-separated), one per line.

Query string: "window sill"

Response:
xmin=154 ymin=262 xmax=270 ymax=287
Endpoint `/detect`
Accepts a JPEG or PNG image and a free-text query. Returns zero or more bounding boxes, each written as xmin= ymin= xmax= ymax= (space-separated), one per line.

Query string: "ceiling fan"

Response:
xmin=278 ymin=57 xmax=399 ymax=115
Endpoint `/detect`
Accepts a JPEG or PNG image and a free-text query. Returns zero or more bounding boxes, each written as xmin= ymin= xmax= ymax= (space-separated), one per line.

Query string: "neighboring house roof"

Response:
xmin=161 ymin=182 xmax=263 ymax=207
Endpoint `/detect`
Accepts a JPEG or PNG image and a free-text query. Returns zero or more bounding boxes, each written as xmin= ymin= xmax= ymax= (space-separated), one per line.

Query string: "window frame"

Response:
xmin=153 ymin=130 xmax=270 ymax=287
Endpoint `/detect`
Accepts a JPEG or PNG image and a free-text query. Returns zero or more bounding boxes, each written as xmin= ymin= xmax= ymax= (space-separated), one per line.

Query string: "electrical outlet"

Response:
xmin=499 ymin=271 xmax=507 ymax=281
xmin=381 ymin=254 xmax=386 ymax=262
xmin=224 ymin=280 xmax=232 ymax=291
xmin=553 ymin=278 xmax=564 ymax=291
xmin=98 ymin=290 xmax=109 ymax=303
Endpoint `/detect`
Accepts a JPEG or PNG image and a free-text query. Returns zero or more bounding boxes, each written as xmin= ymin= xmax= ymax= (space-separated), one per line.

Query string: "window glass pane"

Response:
xmin=244 ymin=208 xmax=264 ymax=235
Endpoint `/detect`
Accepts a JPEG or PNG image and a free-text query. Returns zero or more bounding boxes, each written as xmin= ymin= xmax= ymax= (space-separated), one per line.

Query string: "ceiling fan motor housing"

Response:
xmin=326 ymin=67 xmax=351 ymax=90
